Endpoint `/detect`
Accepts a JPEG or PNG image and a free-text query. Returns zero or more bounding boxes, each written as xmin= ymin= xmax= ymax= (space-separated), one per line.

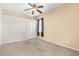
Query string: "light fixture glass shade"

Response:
xmin=32 ymin=8 xmax=36 ymax=11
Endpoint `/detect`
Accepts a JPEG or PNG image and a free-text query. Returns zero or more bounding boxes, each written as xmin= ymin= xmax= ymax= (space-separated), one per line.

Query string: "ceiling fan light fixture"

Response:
xmin=24 ymin=3 xmax=43 ymax=15
xmin=32 ymin=8 xmax=36 ymax=11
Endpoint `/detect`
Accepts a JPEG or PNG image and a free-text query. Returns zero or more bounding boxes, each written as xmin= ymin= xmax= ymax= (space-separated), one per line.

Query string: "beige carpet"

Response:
xmin=0 ymin=38 xmax=79 ymax=56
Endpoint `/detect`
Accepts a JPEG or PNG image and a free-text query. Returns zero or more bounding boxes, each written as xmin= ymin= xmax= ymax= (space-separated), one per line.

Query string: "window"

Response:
xmin=37 ymin=18 xmax=44 ymax=37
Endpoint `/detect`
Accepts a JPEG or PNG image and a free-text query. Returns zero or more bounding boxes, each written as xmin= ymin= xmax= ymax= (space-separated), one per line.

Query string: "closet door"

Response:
xmin=27 ymin=21 xmax=37 ymax=39
xmin=0 ymin=9 xmax=2 ymax=45
xmin=26 ymin=23 xmax=30 ymax=39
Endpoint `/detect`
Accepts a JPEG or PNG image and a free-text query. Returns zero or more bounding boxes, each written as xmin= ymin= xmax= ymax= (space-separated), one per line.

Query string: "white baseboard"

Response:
xmin=1 ymin=39 xmax=27 ymax=45
xmin=41 ymin=39 xmax=79 ymax=52
xmin=1 ymin=37 xmax=37 ymax=45
xmin=52 ymin=41 xmax=79 ymax=52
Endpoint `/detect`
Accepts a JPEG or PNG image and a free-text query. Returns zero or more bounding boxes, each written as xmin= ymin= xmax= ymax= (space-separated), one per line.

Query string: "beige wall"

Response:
xmin=42 ymin=4 xmax=79 ymax=49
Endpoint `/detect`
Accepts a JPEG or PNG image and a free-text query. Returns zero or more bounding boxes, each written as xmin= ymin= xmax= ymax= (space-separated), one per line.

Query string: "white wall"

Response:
xmin=2 ymin=15 xmax=37 ymax=44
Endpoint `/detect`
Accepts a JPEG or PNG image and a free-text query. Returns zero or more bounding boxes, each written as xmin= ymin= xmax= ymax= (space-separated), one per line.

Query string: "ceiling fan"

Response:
xmin=24 ymin=3 xmax=44 ymax=15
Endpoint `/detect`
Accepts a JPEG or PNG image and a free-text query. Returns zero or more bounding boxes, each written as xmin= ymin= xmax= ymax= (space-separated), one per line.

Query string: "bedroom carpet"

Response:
xmin=0 ymin=38 xmax=79 ymax=56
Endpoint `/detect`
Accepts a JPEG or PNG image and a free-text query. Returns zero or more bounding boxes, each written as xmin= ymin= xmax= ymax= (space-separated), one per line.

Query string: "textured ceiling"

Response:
xmin=0 ymin=3 xmax=62 ymax=16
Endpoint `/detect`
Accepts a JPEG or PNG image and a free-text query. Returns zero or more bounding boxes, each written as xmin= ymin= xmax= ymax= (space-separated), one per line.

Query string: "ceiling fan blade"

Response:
xmin=32 ymin=11 xmax=34 ymax=15
xmin=36 ymin=9 xmax=42 ymax=13
xmin=24 ymin=8 xmax=32 ymax=11
xmin=37 ymin=6 xmax=43 ymax=8
xmin=28 ymin=3 xmax=32 ymax=6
